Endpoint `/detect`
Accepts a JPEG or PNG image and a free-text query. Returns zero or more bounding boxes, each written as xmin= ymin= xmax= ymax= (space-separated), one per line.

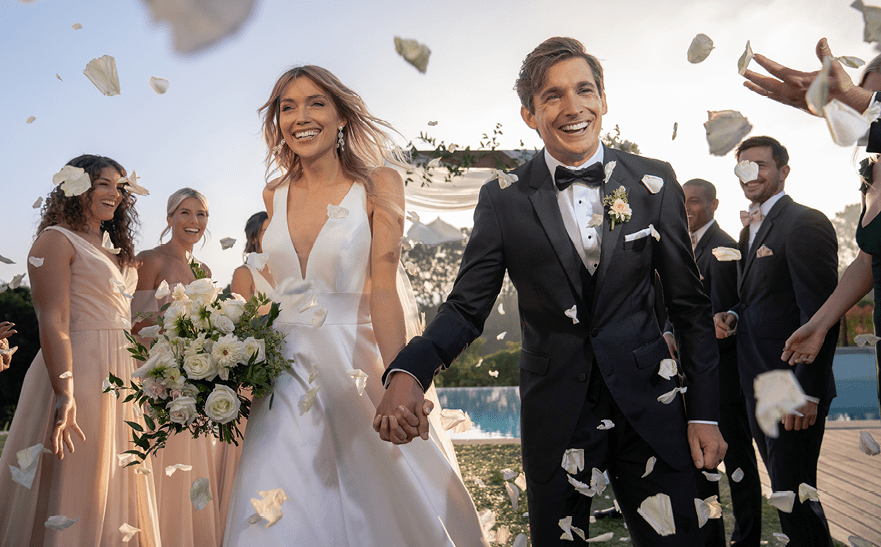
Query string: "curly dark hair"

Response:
xmin=37 ymin=154 xmax=140 ymax=267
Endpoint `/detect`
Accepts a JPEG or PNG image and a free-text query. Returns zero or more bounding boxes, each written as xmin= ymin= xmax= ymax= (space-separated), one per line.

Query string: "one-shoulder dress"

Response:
xmin=223 ymin=182 xmax=488 ymax=546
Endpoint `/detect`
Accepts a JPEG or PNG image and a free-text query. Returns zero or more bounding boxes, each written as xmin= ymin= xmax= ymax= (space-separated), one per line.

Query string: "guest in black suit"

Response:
xmin=375 ymin=37 xmax=726 ymax=546
xmin=715 ymin=136 xmax=837 ymax=547
xmin=682 ymin=179 xmax=762 ymax=547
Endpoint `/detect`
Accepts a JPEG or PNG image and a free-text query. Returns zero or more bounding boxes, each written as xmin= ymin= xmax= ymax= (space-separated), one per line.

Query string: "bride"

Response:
xmin=223 ymin=65 xmax=487 ymax=546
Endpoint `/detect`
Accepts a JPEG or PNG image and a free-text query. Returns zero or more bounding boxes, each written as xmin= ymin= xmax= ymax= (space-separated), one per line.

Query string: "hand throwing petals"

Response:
xmin=83 ymin=55 xmax=120 ymax=96
xmin=734 ymin=160 xmax=760 ymax=183
xmin=637 ymin=493 xmax=676 ymax=536
xmin=754 ymin=370 xmax=806 ymax=438
xmin=798 ymin=483 xmax=819 ymax=502
xmin=642 ymin=175 xmax=663 ymax=194
xmin=149 ymin=76 xmax=170 ymax=94
xmin=345 ymin=369 xmax=368 ymax=396
xmin=687 ymin=33 xmax=715 ymax=63
xmin=564 ymin=305 xmax=579 ymax=324
xmin=165 ymin=463 xmax=193 ymax=476
xmin=119 ymin=522 xmax=140 ymax=542
xmin=658 ymin=359 xmax=677 ymax=380
xmin=561 ymin=448 xmax=585 ymax=475
xmin=712 ymin=247 xmax=742 ymax=261
xmin=767 ymin=490 xmax=796 ymax=513
xmin=44 ymin=515 xmax=78 ymax=530
xmin=859 ymin=431 xmax=880 ymax=455
xmin=219 ymin=237 xmax=236 ymax=250
xmin=190 ymin=477 xmax=212 ymax=511
xmin=394 ymin=37 xmax=431 ymax=73
xmin=250 ymin=488 xmax=288 ymax=528
xmin=642 ymin=456 xmax=657 ymax=478
xmin=737 ymin=40 xmax=754 ymax=76
xmin=704 ymin=110 xmax=753 ymax=156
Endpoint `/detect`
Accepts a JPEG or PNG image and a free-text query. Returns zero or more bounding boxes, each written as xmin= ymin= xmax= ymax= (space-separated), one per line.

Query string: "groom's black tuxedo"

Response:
xmin=388 ymin=145 xmax=720 ymax=543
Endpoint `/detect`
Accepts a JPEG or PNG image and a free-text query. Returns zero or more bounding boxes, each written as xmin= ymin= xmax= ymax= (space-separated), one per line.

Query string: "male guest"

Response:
xmin=682 ymin=179 xmax=762 ymax=547
xmin=715 ymin=136 xmax=837 ymax=547
xmin=375 ymin=37 xmax=726 ymax=545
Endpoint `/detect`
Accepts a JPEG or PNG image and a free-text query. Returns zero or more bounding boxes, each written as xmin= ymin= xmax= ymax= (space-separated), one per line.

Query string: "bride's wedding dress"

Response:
xmin=223 ymin=182 xmax=487 ymax=546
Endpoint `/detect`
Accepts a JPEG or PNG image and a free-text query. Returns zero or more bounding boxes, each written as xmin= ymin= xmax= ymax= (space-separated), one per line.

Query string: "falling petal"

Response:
xmin=327 ymin=203 xmax=349 ymax=219
xmin=72 ymin=23 xmax=82 ymax=30
xmin=102 ymin=231 xmax=121 ymax=255
xmin=250 ymin=488 xmax=288 ymax=528
xmin=406 ymin=210 xmax=420 ymax=223
xmin=10 ymin=462 xmax=38 ymax=488
xmin=141 ymin=0 xmax=256 ymax=53
xmin=497 ymin=302 xmax=505 ymax=315
xmin=55 ymin=73 xmax=62 ymax=81
xmin=83 ymin=55 xmax=120 ymax=96
xmin=773 ymin=532 xmax=790 ymax=545
xmin=642 ymin=456 xmax=657 ymax=478
xmin=308 ymin=366 xmax=318 ymax=385
xmin=513 ymin=534 xmax=528 ymax=547
xmin=657 ymin=386 xmax=687 ymax=404
xmin=120 ymin=171 xmax=149 ymax=196
xmin=754 ymin=369 xmax=807 ymax=438
xmin=17 ymin=444 xmax=50 ymax=472
xmin=297 ymin=295 xmax=318 ymax=313
xmin=52 ymin=165 xmax=92 ymax=197
xmin=712 ymin=247 xmax=742 ymax=261
xmin=473 ymin=476 xmax=487 ymax=488
xmin=687 ymin=33 xmax=715 ymax=63
xmin=44 ymin=515 xmax=78 ymax=530
xmin=855 ymin=333 xmax=881 ymax=347
xmin=597 ymin=419 xmax=615 ymax=430
xmin=704 ymin=110 xmax=753 ymax=156
xmin=496 ymin=525 xmax=511 ymax=543
xmin=735 ymin=160 xmax=760 ymax=183
xmin=139 ymin=325 xmax=161 ymax=339
xmin=737 ymin=40 xmax=754 ymax=76
xmin=702 ymin=471 xmax=722 ymax=482
xmin=399 ymin=236 xmax=414 ymax=251
xmin=155 ymin=279 xmax=170 ymax=298
xmin=149 ymin=76 xmax=169 ymax=94
xmin=642 ymin=175 xmax=663 ymax=194
xmin=658 ymin=359 xmax=677 ymax=380
xmin=768 ymin=491 xmax=796 ymax=513
xmin=649 ymin=224 xmax=661 ymax=241
xmin=165 ymin=463 xmax=193 ymax=476
xmin=190 ymin=477 xmax=212 ymax=511
xmin=0 ymin=255 xmax=14 ymax=264
xmin=587 ymin=213 xmax=604 ymax=228
xmin=403 ymin=261 xmax=418 ymax=276
xmin=59 ymin=371 xmax=72 ymax=379
xmin=859 ymin=431 xmax=880 ymax=455
xmin=117 ymin=452 xmax=138 ymax=467
xmin=558 ymin=515 xmax=586 ymax=541
xmin=637 ymin=493 xmax=676 ymax=536
xmin=475 ymin=358 xmax=483 ymax=368
xmin=488 ymin=369 xmax=499 ymax=378
xmin=494 ymin=170 xmax=518 ymax=189
xmin=497 ymin=331 xmax=506 ymax=340
xmin=731 ymin=467 xmax=745 ymax=482
xmin=135 ymin=466 xmax=151 ymax=475
xmin=311 ymin=306 xmax=327 ymax=327
xmin=798 ymin=483 xmax=819 ymax=502
xmin=10 ymin=273 xmax=26 ymax=289
xmin=568 ymin=474 xmax=596 ymax=497
xmin=478 ymin=508 xmax=497 ymax=539
xmin=346 ymin=369 xmax=368 ymax=396
xmin=394 ymin=36 xmax=431 ymax=73
xmin=426 ymin=156 xmax=442 ymax=169
xmin=514 ymin=472 xmax=527 ymax=491
xmin=586 ymin=532 xmax=615 ymax=542
xmin=26 ymin=116 xmax=36 ymax=124
xmin=119 ymin=522 xmax=140 ymax=542
xmin=672 ymin=122 xmax=678 ymax=140
xmin=505 ymin=481 xmax=520 ymax=511
xmin=427 ymin=120 xmax=438 ymax=126
xmin=219 ymin=237 xmax=236 ymax=250
xmin=825 ymin=99 xmax=874 ymax=146
xmin=32 ymin=197 xmax=42 ymax=208
xmin=695 ymin=495 xmax=722 ymax=528
xmin=439 ymin=408 xmax=473 ymax=433
xmin=561 ymin=448 xmax=585 ymax=475
xmin=837 ymin=55 xmax=866 ymax=68
xmin=246 ymin=252 xmax=269 ymax=270
xmin=604 ymin=161 xmax=616 ymax=183
xmin=110 ymin=278 xmax=134 ymax=299
xmin=299 ymin=384 xmax=320 ymax=414
xmin=850 ymin=535 xmax=877 ymax=547
xmin=806 ymin=56 xmax=832 ymax=116
xmin=853 ymin=0 xmax=881 ymax=44
xmin=565 ymin=304 xmax=579 ymax=324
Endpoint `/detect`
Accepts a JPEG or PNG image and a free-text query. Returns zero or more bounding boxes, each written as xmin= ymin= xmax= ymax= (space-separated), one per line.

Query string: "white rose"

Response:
xmin=181 ymin=383 xmax=199 ymax=398
xmin=212 ymin=312 xmax=235 ymax=334
xmin=204 ymin=385 xmax=241 ymax=424
xmin=220 ymin=298 xmax=246 ymax=323
xmin=241 ymin=337 xmax=266 ymax=364
xmin=183 ymin=353 xmax=217 ymax=381
xmin=185 ymin=278 xmax=219 ymax=304
xmin=166 ymin=396 xmax=198 ymax=425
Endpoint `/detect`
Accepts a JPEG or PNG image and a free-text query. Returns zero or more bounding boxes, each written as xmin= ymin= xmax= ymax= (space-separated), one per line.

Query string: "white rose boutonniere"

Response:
xmin=602 ymin=187 xmax=632 ymax=230
xmin=204 ymin=385 xmax=241 ymax=424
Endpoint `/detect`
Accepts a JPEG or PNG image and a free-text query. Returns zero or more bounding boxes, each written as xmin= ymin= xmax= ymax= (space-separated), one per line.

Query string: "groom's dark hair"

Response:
xmin=516 ymin=37 xmax=605 ymax=114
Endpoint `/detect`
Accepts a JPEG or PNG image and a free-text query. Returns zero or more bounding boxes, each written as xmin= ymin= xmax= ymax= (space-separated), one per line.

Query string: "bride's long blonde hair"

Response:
xmin=259 ymin=65 xmax=407 ymax=214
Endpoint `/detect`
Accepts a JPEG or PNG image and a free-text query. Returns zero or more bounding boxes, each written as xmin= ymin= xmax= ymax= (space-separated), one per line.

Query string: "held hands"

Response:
xmin=713 ymin=312 xmax=737 ymax=339
xmin=373 ymin=372 xmax=432 ymax=444
xmin=783 ymin=400 xmax=819 ymax=431
xmin=52 ymin=393 xmax=86 ymax=460
xmin=781 ymin=321 xmax=826 ymax=366
xmin=687 ymin=422 xmax=727 ymax=470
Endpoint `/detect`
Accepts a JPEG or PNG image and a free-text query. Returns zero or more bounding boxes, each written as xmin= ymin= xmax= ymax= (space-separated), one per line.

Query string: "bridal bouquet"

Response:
xmin=106 ymin=276 xmax=291 ymax=463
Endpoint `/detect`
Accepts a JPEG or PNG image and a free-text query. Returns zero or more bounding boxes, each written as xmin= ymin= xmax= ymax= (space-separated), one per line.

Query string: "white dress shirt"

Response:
xmin=690 ymin=219 xmax=715 ymax=248
xmin=748 ymin=191 xmax=785 ymax=247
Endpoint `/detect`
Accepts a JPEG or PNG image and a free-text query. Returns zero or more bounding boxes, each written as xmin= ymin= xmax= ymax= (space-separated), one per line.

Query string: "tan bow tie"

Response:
xmin=740 ymin=207 xmax=764 ymax=228
xmin=690 ymin=233 xmax=698 ymax=249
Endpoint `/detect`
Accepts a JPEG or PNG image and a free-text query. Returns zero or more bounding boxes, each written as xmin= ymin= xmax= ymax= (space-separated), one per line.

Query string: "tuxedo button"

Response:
xmin=591 ymin=328 xmax=599 ymax=337
xmin=577 ymin=372 xmax=587 ymax=382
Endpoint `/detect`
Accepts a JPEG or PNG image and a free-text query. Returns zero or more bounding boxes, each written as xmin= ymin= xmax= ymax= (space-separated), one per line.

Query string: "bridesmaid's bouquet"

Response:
xmin=106 ymin=275 xmax=291 ymax=463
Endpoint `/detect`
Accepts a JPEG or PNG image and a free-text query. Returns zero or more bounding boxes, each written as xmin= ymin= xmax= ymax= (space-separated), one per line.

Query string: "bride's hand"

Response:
xmin=52 ymin=393 xmax=86 ymax=460
xmin=373 ymin=373 xmax=429 ymax=444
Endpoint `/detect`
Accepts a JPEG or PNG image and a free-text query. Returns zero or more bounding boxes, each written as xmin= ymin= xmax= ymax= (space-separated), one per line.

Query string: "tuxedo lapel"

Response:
xmin=594 ymin=147 xmax=626 ymax=308
xmin=737 ymin=224 xmax=749 ymax=293
xmin=526 ymin=155 xmax=584 ymax=301
xmin=738 ymin=195 xmax=791 ymax=290
xmin=693 ymin=223 xmax=715 ymax=263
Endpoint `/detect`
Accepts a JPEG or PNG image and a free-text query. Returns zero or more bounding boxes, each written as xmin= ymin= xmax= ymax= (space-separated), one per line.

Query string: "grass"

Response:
xmin=453 ymin=444 xmax=847 ymax=546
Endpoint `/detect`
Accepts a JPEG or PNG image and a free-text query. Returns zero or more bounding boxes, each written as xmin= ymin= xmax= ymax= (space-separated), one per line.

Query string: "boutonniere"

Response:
xmin=602 ymin=187 xmax=631 ymax=230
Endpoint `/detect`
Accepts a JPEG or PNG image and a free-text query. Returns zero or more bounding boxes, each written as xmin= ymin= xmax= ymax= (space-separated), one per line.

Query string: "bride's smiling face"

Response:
xmin=279 ymin=76 xmax=345 ymax=161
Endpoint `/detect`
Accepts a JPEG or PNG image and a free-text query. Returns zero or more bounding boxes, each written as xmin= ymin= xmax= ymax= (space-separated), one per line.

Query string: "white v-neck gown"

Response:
xmin=223 ymin=182 xmax=487 ymax=546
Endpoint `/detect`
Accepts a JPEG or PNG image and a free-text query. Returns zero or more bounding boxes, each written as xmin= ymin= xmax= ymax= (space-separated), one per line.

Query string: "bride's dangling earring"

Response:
xmin=272 ymin=139 xmax=286 ymax=156
xmin=337 ymin=126 xmax=345 ymax=152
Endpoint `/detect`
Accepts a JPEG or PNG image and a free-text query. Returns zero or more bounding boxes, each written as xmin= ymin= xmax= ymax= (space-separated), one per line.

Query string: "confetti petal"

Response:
xmin=837 ymin=55 xmax=866 ymax=68
xmin=312 ymin=306 xmax=327 ymax=327
xmin=561 ymin=448 xmax=585 ymax=475
xmin=672 ymin=122 xmax=678 ymax=140
xmin=505 ymin=481 xmax=520 ymax=511
xmin=642 ymin=175 xmax=663 ymax=194
xmin=513 ymin=534 xmax=528 ymax=547
xmin=0 ymin=255 xmax=14 ymax=264
xmin=135 ymin=466 xmax=151 ymax=475
xmin=558 ymin=515 xmax=586 ymax=541
xmin=597 ymin=419 xmax=615 ymax=430
xmin=658 ymin=359 xmax=677 ymax=380
xmin=404 ymin=261 xmax=418 ymax=275
xmin=497 ymin=302 xmax=505 ymax=315
xmin=299 ymin=384 xmax=320 ymax=414
xmin=120 ymin=171 xmax=149 ymax=196
xmin=642 ymin=456 xmax=656 ymax=478
xmin=102 ymin=231 xmax=121 ymax=255
xmin=155 ymin=279 xmax=170 ymax=298
xmin=297 ymin=294 xmax=318 ymax=313
xmin=10 ymin=273 xmax=26 ymax=289
xmin=44 ymin=515 xmax=78 ymax=530
xmin=327 ymin=203 xmax=349 ymax=219
xmin=72 ymin=23 xmax=82 ymax=30
xmin=565 ymin=304 xmax=579 ymax=324
xmin=704 ymin=110 xmax=753 ymax=156
xmin=825 ymin=99 xmax=875 ymax=146
xmin=83 ymin=55 xmax=120 ymax=96
xmin=149 ymin=76 xmax=169 ymax=94
xmin=737 ymin=40 xmax=754 ymax=76
xmin=406 ymin=210 xmax=421 ymax=223
xmin=604 ymin=161 xmax=616 ymax=183
xmin=773 ymin=532 xmax=790 ymax=545
xmin=117 ymin=452 xmax=138 ymax=467
xmin=493 ymin=169 xmax=518 ymax=189
xmin=731 ymin=467 xmax=745 ymax=482
xmin=219 ymin=237 xmax=236 ymax=250
xmin=250 ymin=488 xmax=288 ymax=528
xmin=56 ymin=73 xmax=63 ymax=81
xmin=394 ymin=36 xmax=431 ymax=73
xmin=702 ymin=471 xmax=722 ymax=482
xmin=32 ymin=197 xmax=42 ymax=208
xmin=52 ymin=165 xmax=92 ymax=197
xmin=427 ymin=120 xmax=438 ymax=126
xmin=806 ymin=56 xmax=832 ymax=116
xmin=190 ymin=477 xmax=212 ymax=511
xmin=26 ymin=116 xmax=35 ymax=124
xmin=439 ymin=408 xmax=473 ymax=433
xmin=246 ymin=252 xmax=269 ymax=270
xmin=345 ymin=369 xmax=368 ymax=396
xmin=488 ymin=370 xmax=499 ymax=378
xmin=496 ymin=331 xmax=506 ymax=340
xmin=399 ymin=236 xmax=413 ymax=251
xmin=859 ymin=431 xmax=880 ymax=455
xmin=165 ymin=463 xmax=193 ymax=476
xmin=754 ymin=369 xmax=807 ymax=438
xmin=798 ymin=483 xmax=819 ymax=502
xmin=853 ymin=0 xmax=881 ymax=44
xmin=514 ymin=472 xmax=527 ymax=491
xmin=768 ymin=490 xmax=796 ymax=513
xmin=694 ymin=495 xmax=723 ymax=528
xmin=735 ymin=160 xmax=760 ymax=183
xmin=119 ymin=522 xmax=140 ymax=542
xmin=637 ymin=493 xmax=676 ymax=536
xmin=649 ymin=224 xmax=661 ymax=241
xmin=586 ymin=531 xmax=614 ymax=542
xmin=687 ymin=33 xmax=715 ymax=63
xmin=587 ymin=213 xmax=603 ymax=228
xmin=657 ymin=386 xmax=687 ymax=404
xmin=712 ymin=247 xmax=742 ymax=261
xmin=59 ymin=371 xmax=72 ymax=379
xmin=110 ymin=278 xmax=133 ymax=299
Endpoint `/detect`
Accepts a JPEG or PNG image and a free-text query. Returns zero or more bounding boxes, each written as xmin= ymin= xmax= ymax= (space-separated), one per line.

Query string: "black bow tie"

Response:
xmin=555 ymin=163 xmax=605 ymax=191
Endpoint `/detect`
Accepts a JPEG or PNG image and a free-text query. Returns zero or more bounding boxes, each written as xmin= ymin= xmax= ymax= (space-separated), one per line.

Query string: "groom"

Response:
xmin=376 ymin=37 xmax=726 ymax=545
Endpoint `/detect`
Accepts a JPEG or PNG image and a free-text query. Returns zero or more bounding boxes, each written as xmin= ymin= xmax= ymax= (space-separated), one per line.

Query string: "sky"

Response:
xmin=0 ymin=0 xmax=872 ymax=287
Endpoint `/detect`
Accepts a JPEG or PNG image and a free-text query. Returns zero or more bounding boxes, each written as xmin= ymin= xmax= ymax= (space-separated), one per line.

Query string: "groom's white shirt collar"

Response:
xmin=544 ymin=146 xmax=604 ymax=187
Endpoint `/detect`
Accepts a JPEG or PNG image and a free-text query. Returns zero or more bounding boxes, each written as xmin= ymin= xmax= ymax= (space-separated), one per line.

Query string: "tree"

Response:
xmin=830 ymin=202 xmax=862 ymax=277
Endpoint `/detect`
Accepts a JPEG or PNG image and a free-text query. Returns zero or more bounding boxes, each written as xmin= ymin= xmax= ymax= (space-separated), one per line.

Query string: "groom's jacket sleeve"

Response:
xmin=384 ymin=183 xmax=507 ymax=391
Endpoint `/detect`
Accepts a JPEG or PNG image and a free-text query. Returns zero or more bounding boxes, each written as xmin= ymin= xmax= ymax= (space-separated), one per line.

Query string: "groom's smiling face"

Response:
xmin=521 ymin=57 xmax=607 ymax=167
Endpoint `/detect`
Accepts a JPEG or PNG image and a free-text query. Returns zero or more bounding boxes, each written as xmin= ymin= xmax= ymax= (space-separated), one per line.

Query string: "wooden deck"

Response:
xmin=754 ymin=420 xmax=881 ymax=546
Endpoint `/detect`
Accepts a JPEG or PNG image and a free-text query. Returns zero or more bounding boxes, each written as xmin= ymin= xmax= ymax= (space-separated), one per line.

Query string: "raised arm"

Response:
xmin=28 ymin=230 xmax=86 ymax=459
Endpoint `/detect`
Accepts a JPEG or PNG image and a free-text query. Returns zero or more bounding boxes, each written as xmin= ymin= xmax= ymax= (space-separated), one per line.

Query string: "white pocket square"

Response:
xmin=625 ymin=227 xmax=652 ymax=242
xmin=642 ymin=175 xmax=663 ymax=194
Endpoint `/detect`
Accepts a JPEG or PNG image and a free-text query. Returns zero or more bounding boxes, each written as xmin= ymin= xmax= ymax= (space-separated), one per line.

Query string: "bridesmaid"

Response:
xmin=133 ymin=188 xmax=233 ymax=546
xmin=230 ymin=211 xmax=275 ymax=309
xmin=0 ymin=154 xmax=160 ymax=546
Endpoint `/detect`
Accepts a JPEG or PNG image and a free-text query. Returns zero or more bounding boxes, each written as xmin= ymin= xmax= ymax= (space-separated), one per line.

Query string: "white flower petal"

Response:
xmin=837 ymin=55 xmax=865 ymax=68
xmin=119 ymin=522 xmax=140 ymax=542
xmin=687 ymin=33 xmax=715 ymax=63
xmin=327 ymin=203 xmax=349 ymax=219
xmin=637 ymin=493 xmax=676 ymax=536
xmin=695 ymin=495 xmax=722 ymax=528
xmin=496 ymin=170 xmax=519 ymax=189
xmin=702 ymin=471 xmax=722 ymax=482
xmin=427 ymin=120 xmax=438 ymax=126
xmin=44 ymin=515 xmax=78 ymax=530
xmin=855 ymin=333 xmax=881 ymax=348
xmin=586 ymin=531 xmax=615 ymax=542
xmin=297 ymin=295 xmax=318 ymax=313
xmin=773 ymin=532 xmax=790 ymax=545
xmin=299 ymin=384 xmax=320 ymax=414
xmin=514 ymin=472 xmax=527 ymax=491
xmin=312 ymin=306 xmax=327 ymax=327
xmin=250 ymin=488 xmax=288 ymax=528
xmin=406 ymin=210 xmax=421 ymax=223
xmin=587 ymin=213 xmax=604 ymax=228
xmin=403 ymin=261 xmax=418 ymax=276
xmin=731 ymin=467 xmax=745 ymax=482
xmin=567 ymin=474 xmax=596 ymax=497
xmin=52 ymin=165 xmax=92 ymax=197
xmin=0 ymin=255 xmax=14 ymax=264
xmin=102 ymin=231 xmax=121 ymax=255
xmin=642 ymin=175 xmax=663 ymax=194
xmin=426 ymin=156 xmax=442 ymax=168
xmin=735 ymin=160 xmax=760 ymax=183
xmin=110 ymin=278 xmax=133 ymax=299
xmin=59 ymin=371 xmax=72 ymax=379
xmin=564 ymin=304 xmax=579 ymax=324
xmin=597 ymin=419 xmax=615 ymax=430
xmin=513 ymin=533 xmax=528 ymax=547
xmin=754 ymin=370 xmax=807 ymax=438
xmin=768 ymin=490 xmax=796 ymax=513
xmin=649 ymin=224 xmax=661 ymax=241
xmin=245 ymin=252 xmax=269 ymax=270
xmin=32 ymin=197 xmax=42 ymax=208
xmin=798 ymin=483 xmax=819 ymax=502
xmin=672 ymin=121 xmax=678 ymax=140
xmin=825 ymin=99 xmax=873 ymax=146
xmin=149 ymin=76 xmax=169 ymax=94
xmin=658 ymin=359 xmax=677 ymax=380
xmin=853 ymin=0 xmax=881 ymax=44
xmin=475 ymin=358 xmax=483 ymax=368
xmin=190 ymin=477 xmax=212 ymax=511
xmin=28 ymin=256 xmax=43 ymax=267
xmin=488 ymin=369 xmax=499 ymax=378
xmin=737 ymin=40 xmax=754 ymax=76
xmin=558 ymin=515 xmax=586 ymax=541
xmin=72 ymin=23 xmax=82 ymax=30
xmin=859 ymin=431 xmax=880 ymax=455
xmin=657 ymin=386 xmax=687 ymax=404
xmin=26 ymin=116 xmax=36 ymax=124
xmin=399 ymin=236 xmax=413 ymax=251
xmin=497 ymin=302 xmax=505 ymax=315
xmin=165 ymin=463 xmax=193 ymax=476
xmin=83 ymin=55 xmax=120 ymax=96
xmin=142 ymin=0 xmax=255 ymax=54
xmin=219 ymin=237 xmax=236 ymax=250
xmin=704 ymin=110 xmax=753 ymax=156
xmin=439 ymin=408 xmax=473 ymax=433
xmin=505 ymin=481 xmax=520 ymax=511
xmin=712 ymin=247 xmax=742 ymax=261
xmin=56 ymin=73 xmax=62 ymax=81
xmin=117 ymin=452 xmax=138 ymax=467
xmin=604 ymin=161 xmax=617 ymax=183
xmin=308 ymin=366 xmax=318 ymax=385
xmin=120 ymin=171 xmax=149 ymax=196
xmin=394 ymin=36 xmax=431 ymax=73
xmin=10 ymin=273 xmax=26 ymax=289
xmin=642 ymin=456 xmax=656 ymax=478
xmin=806 ymin=56 xmax=832 ymax=116
xmin=496 ymin=331 xmax=506 ymax=340
xmin=135 ymin=466 xmax=151 ymax=475
xmin=561 ymin=448 xmax=585 ymax=475
xmin=345 ymin=369 xmax=368 ymax=396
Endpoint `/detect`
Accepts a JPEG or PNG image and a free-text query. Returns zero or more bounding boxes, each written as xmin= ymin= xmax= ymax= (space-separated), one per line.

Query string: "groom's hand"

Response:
xmin=687 ymin=422 xmax=727 ymax=470
xmin=373 ymin=372 xmax=430 ymax=444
